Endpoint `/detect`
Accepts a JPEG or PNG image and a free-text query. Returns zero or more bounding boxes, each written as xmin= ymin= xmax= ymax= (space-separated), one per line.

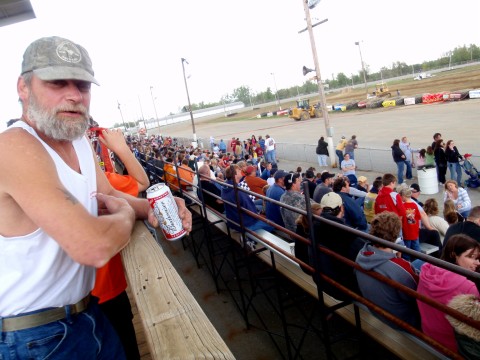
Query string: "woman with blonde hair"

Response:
xmin=444 ymin=199 xmax=465 ymax=224
xmin=444 ymin=180 xmax=472 ymax=218
xmin=424 ymin=198 xmax=449 ymax=243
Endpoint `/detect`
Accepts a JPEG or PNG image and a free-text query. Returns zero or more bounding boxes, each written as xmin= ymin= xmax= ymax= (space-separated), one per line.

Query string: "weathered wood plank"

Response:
xmin=122 ymin=221 xmax=235 ymax=360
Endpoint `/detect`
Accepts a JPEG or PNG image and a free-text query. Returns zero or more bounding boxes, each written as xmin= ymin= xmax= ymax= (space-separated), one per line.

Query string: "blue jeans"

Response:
xmin=405 ymin=160 xmax=413 ymax=180
xmin=396 ymin=161 xmax=405 ymax=184
xmin=317 ymin=154 xmax=328 ymax=166
xmin=336 ymin=150 xmax=344 ymax=166
xmin=403 ymin=239 xmax=421 ymax=261
xmin=0 ymin=299 xmax=126 ymax=360
xmin=448 ymin=162 xmax=462 ymax=185
xmin=247 ymin=219 xmax=274 ymax=232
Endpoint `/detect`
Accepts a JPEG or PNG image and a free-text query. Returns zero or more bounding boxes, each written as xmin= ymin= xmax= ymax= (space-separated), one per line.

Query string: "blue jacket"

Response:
xmin=265 ymin=184 xmax=285 ymax=227
xmin=221 ymin=180 xmax=258 ymax=231
xmin=338 ymin=192 xmax=368 ymax=231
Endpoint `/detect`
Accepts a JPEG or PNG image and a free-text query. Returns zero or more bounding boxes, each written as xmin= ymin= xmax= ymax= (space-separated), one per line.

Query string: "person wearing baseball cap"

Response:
xmin=0 ymin=36 xmax=191 ymax=358
xmin=313 ymin=192 xmax=365 ymax=300
xmin=313 ymin=171 xmax=335 ymax=203
xmin=410 ymin=183 xmax=424 ymax=207
xmin=265 ymin=170 xmax=288 ymax=227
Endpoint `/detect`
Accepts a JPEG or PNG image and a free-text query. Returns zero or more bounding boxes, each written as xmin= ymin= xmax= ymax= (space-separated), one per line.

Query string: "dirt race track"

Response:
xmin=163 ymin=65 xmax=480 ymax=153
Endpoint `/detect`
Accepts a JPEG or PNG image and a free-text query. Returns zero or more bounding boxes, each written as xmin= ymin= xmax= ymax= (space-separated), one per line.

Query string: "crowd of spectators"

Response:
xmin=124 ymin=130 xmax=480 ymax=357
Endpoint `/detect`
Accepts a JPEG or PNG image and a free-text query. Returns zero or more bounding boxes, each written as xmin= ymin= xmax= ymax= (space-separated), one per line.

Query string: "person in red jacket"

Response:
xmin=374 ymin=173 xmax=405 ymax=219
xmin=91 ymin=128 xmax=150 ymax=360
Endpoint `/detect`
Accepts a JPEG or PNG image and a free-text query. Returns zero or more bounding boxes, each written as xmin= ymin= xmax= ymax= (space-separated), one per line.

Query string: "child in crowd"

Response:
xmin=399 ymin=188 xmax=422 ymax=257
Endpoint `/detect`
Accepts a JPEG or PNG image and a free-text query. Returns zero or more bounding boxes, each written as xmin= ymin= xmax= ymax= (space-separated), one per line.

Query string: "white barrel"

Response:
xmin=416 ymin=167 xmax=438 ymax=195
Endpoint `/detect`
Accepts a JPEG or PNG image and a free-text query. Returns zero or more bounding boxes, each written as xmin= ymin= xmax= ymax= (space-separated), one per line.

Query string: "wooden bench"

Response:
xmin=122 ymin=221 xmax=235 ymax=359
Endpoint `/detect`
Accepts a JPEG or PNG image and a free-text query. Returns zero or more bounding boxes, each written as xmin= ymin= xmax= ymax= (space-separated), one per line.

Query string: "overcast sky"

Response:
xmin=1 ymin=0 xmax=478 ymax=130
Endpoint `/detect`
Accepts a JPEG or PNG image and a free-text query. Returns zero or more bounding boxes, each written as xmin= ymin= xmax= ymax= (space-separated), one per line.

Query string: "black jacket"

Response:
xmin=391 ymin=145 xmax=405 ymax=163
xmin=445 ymin=146 xmax=463 ymax=163
xmin=434 ymin=147 xmax=447 ymax=167
xmin=316 ymin=139 xmax=329 ymax=155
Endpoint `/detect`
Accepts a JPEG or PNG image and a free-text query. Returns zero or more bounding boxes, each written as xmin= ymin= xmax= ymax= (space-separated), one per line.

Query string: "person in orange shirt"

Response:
xmin=244 ymin=165 xmax=268 ymax=212
xmin=91 ymin=128 xmax=149 ymax=360
xmin=177 ymin=158 xmax=195 ymax=192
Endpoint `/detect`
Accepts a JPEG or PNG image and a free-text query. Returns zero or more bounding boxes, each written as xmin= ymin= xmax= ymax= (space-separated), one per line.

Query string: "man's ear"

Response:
xmin=17 ymin=76 xmax=29 ymax=103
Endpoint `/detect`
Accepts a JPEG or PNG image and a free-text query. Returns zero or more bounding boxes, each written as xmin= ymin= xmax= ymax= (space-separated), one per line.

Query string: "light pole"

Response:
xmin=270 ymin=72 xmax=281 ymax=110
xmin=117 ymin=101 xmax=127 ymax=130
xmin=149 ymin=86 xmax=160 ymax=131
xmin=300 ymin=1 xmax=336 ymax=167
xmin=181 ymin=58 xmax=197 ymax=146
xmin=355 ymin=41 xmax=368 ymax=99
xmin=137 ymin=95 xmax=145 ymax=131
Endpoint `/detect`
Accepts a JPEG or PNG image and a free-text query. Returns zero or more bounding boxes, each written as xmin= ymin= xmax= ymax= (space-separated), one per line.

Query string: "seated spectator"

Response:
xmin=364 ymin=178 xmax=382 ymax=223
xmin=197 ymin=165 xmax=224 ymax=213
xmin=444 ymin=180 xmax=472 ymax=218
xmin=221 ymin=165 xmax=273 ymax=233
xmin=356 ymin=176 xmax=369 ymax=193
xmin=301 ymin=169 xmax=317 ymax=199
xmin=265 ymin=170 xmax=288 ymax=228
xmin=163 ymin=158 xmax=180 ymax=194
xmin=295 ymin=203 xmax=322 ymax=273
xmin=177 ymin=158 xmax=195 ymax=192
xmin=356 ymin=212 xmax=420 ymax=329
xmin=444 ymin=206 xmax=480 ymax=245
xmin=423 ymin=198 xmax=449 ymax=243
xmin=280 ymin=173 xmax=317 ymax=234
xmin=333 ymin=177 xmax=368 ymax=231
xmin=313 ymin=171 xmax=334 ymax=203
xmin=447 ymin=294 xmax=480 ymax=359
xmin=311 ymin=192 xmax=366 ymax=300
xmin=410 ymin=183 xmax=424 ymax=207
xmin=244 ymin=165 xmax=268 ymax=212
xmin=444 ymin=199 xmax=465 ymax=224
xmin=261 ymin=162 xmax=273 ymax=180
xmin=417 ymin=234 xmax=480 ymax=353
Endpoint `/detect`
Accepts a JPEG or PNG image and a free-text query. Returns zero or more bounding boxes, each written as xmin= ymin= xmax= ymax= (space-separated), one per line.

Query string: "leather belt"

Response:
xmin=1 ymin=295 xmax=91 ymax=332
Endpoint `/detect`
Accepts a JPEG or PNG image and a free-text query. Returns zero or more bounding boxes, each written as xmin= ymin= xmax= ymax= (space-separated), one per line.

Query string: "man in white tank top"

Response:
xmin=0 ymin=36 xmax=191 ymax=359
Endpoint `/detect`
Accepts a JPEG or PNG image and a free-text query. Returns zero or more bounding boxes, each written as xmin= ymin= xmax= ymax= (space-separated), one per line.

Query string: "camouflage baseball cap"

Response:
xmin=21 ymin=36 xmax=99 ymax=85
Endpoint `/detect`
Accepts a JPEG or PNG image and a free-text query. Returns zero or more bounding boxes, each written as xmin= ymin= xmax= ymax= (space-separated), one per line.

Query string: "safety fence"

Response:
xmin=121 ymin=151 xmax=480 ymax=360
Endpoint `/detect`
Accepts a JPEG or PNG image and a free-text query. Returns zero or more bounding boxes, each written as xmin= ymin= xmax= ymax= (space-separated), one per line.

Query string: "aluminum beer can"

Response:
xmin=146 ymin=184 xmax=186 ymax=241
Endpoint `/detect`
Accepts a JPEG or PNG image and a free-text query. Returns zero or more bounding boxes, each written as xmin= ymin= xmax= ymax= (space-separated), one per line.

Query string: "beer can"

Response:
xmin=146 ymin=184 xmax=186 ymax=241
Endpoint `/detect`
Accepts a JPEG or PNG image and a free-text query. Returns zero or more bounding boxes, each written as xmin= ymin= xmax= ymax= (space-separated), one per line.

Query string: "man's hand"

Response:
xmin=97 ymin=193 xmax=135 ymax=222
xmin=98 ymin=129 xmax=128 ymax=154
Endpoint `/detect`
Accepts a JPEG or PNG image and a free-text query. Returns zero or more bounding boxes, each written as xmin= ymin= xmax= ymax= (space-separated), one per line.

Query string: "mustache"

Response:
xmin=54 ymin=104 xmax=89 ymax=117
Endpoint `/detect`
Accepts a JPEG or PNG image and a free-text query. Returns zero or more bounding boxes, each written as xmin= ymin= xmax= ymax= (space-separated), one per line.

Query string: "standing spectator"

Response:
xmin=316 ymin=136 xmax=329 ymax=167
xmin=444 ymin=180 xmax=472 ymax=218
xmin=209 ymin=135 xmax=215 ymax=150
xmin=335 ymin=135 xmax=348 ymax=167
xmin=355 ymin=212 xmax=420 ymax=329
xmin=423 ymin=198 xmax=449 ymax=243
xmin=417 ymin=234 xmax=480 ymax=353
xmin=345 ymin=135 xmax=358 ymax=159
xmin=341 ymin=153 xmax=357 ymax=186
xmin=391 ymin=139 xmax=407 ymax=185
xmin=432 ymin=132 xmax=442 ymax=149
xmin=434 ymin=139 xmax=448 ymax=185
xmin=265 ymin=170 xmax=288 ymax=227
xmin=265 ymin=134 xmax=277 ymax=164
xmin=313 ymin=171 xmax=334 ymax=203
xmin=445 ymin=140 xmax=464 ymax=185
xmin=251 ymin=134 xmax=257 ymax=146
xmin=218 ymin=139 xmax=227 ymax=154
xmin=258 ymin=135 xmax=266 ymax=153
xmin=399 ymin=188 xmax=422 ymax=255
xmin=375 ymin=173 xmax=406 ymax=218
xmin=400 ymin=136 xmax=414 ymax=181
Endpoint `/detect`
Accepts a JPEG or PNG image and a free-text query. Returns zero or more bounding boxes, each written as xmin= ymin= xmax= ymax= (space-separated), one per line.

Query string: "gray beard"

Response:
xmin=27 ymin=96 xmax=89 ymax=141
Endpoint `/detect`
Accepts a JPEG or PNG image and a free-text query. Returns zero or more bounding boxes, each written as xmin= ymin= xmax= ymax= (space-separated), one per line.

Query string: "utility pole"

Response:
xmin=301 ymin=0 xmax=336 ymax=167
xmin=181 ymin=58 xmax=197 ymax=146
xmin=355 ymin=41 xmax=368 ymax=99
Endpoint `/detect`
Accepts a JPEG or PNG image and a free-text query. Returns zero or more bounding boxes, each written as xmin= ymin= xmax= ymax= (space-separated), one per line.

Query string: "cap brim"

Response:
xmin=33 ymin=66 xmax=99 ymax=85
